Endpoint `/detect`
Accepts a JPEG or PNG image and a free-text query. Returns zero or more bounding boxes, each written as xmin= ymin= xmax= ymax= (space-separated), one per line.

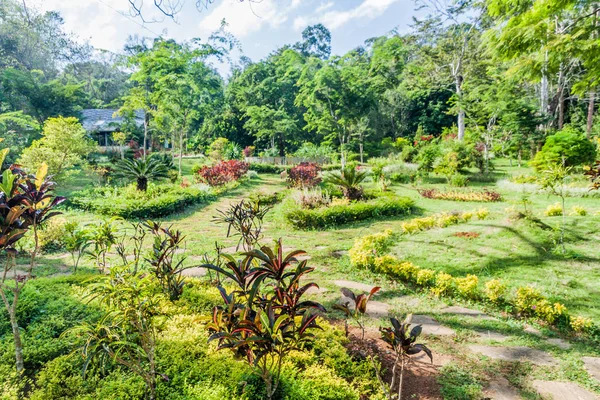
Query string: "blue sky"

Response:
xmin=34 ymin=0 xmax=421 ymax=68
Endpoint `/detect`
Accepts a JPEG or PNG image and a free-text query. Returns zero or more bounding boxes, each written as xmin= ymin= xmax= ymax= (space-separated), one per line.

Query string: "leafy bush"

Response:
xmin=484 ymin=279 xmax=507 ymax=304
xmin=37 ymin=218 xmax=68 ymax=253
xmin=285 ymin=196 xmax=415 ymax=229
xmin=571 ymin=205 xmax=587 ymax=216
xmin=324 ymin=166 xmax=368 ymax=200
xmin=400 ymin=210 xmax=486 ymax=234
xmin=249 ymin=163 xmax=287 ymax=174
xmin=570 ymin=316 xmax=593 ymax=332
xmin=196 ymin=160 xmax=249 ymax=186
xmin=531 ymin=126 xmax=596 ymax=172
xmin=249 ymin=190 xmax=285 ymax=206
xmin=431 ymin=272 xmax=455 ymax=297
xmin=69 ymin=183 xmax=216 ymax=219
xmin=288 ymin=162 xmax=322 ymax=188
xmin=450 ymin=173 xmax=469 ymax=187
xmin=544 ymin=202 xmax=563 ymax=216
xmin=418 ymin=188 xmax=502 ymax=202
xmin=415 ymin=143 xmax=440 ymax=173
xmin=348 ymin=229 xmax=395 ymax=269
xmin=455 ymin=275 xmax=479 ymax=300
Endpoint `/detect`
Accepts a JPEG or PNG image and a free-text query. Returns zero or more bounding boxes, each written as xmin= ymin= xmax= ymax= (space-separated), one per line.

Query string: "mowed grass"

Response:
xmin=49 ymin=158 xmax=600 ymax=322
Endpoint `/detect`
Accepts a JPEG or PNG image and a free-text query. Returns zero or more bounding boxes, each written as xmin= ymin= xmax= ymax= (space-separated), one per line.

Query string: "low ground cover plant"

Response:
xmin=69 ymin=183 xmax=217 ymax=219
xmin=418 ymin=188 xmax=502 ymax=202
xmin=285 ymin=196 xmax=415 ymax=229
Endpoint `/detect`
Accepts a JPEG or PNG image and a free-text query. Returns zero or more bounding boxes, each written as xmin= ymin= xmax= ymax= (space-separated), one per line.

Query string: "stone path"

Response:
xmin=583 ymin=357 xmax=600 ymax=383
xmin=484 ymin=376 xmax=520 ymax=400
xmin=545 ymin=338 xmax=572 ymax=350
xmin=532 ymin=380 xmax=599 ymax=400
xmin=181 ymin=267 xmax=207 ymax=277
xmin=440 ymin=306 xmax=494 ymax=320
xmin=468 ymin=345 xmax=556 ymax=366
xmin=333 ymin=280 xmax=380 ymax=293
xmin=412 ymin=315 xmax=455 ymax=336
xmin=476 ymin=330 xmax=510 ymax=342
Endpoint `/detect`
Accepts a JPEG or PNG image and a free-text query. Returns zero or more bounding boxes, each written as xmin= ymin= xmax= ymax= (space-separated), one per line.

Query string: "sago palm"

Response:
xmin=325 ymin=165 xmax=367 ymax=200
xmin=115 ymin=157 xmax=169 ymax=191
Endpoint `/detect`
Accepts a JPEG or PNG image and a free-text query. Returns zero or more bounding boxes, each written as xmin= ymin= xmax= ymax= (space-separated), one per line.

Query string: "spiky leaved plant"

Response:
xmin=333 ymin=286 xmax=380 ymax=339
xmin=115 ymin=157 xmax=169 ymax=191
xmin=325 ymin=165 xmax=368 ymax=200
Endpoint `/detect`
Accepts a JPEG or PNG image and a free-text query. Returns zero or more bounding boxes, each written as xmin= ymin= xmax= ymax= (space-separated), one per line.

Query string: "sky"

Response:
xmin=32 ymin=0 xmax=422 ymax=69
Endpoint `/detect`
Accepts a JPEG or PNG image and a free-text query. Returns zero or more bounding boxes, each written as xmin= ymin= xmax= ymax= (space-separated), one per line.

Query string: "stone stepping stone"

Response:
xmin=305 ymin=285 xmax=328 ymax=295
xmin=532 ymin=380 xmax=599 ymax=400
xmin=333 ymin=280 xmax=380 ymax=293
xmin=332 ymin=250 xmax=348 ymax=258
xmin=296 ymin=255 xmax=312 ymax=262
xmin=181 ymin=267 xmax=206 ymax=277
xmin=583 ymin=357 xmax=600 ymax=383
xmin=524 ymin=325 xmax=541 ymax=336
xmin=545 ymin=338 xmax=572 ymax=350
xmin=315 ymin=246 xmax=327 ymax=251
xmin=484 ymin=376 xmax=520 ymax=400
xmin=411 ymin=315 xmax=455 ymax=336
xmin=441 ymin=306 xmax=494 ymax=320
xmin=476 ymin=330 xmax=510 ymax=342
xmin=468 ymin=345 xmax=557 ymax=366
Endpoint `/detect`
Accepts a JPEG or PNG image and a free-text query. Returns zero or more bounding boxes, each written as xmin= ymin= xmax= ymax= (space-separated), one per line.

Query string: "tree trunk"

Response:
xmin=587 ymin=89 xmax=596 ymax=137
xmin=455 ymin=75 xmax=465 ymax=140
xmin=9 ymin=306 xmax=24 ymax=373
xmin=143 ymin=112 xmax=149 ymax=160
xmin=557 ymin=64 xmax=566 ymax=129
xmin=178 ymin=130 xmax=184 ymax=177
xmin=137 ymin=177 xmax=148 ymax=191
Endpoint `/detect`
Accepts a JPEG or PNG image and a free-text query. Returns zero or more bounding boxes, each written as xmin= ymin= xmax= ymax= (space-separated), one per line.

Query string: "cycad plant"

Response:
xmin=115 ymin=157 xmax=169 ymax=191
xmin=325 ymin=165 xmax=368 ymax=200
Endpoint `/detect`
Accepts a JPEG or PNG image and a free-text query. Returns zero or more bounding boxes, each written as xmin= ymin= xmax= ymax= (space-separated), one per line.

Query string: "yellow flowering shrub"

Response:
xmin=570 ymin=206 xmax=587 ymax=216
xmin=431 ymin=272 xmax=455 ymax=297
xmin=416 ymin=269 xmax=436 ymax=286
xmin=455 ymin=274 xmax=479 ymax=300
xmin=514 ymin=286 xmax=544 ymax=315
xmin=545 ymin=203 xmax=563 ymax=216
xmin=460 ymin=211 xmax=474 ymax=222
xmin=475 ymin=208 xmax=489 ymax=220
xmin=484 ymin=279 xmax=507 ymax=303
xmin=570 ymin=316 xmax=593 ymax=332
xmin=348 ymin=229 xmax=395 ymax=269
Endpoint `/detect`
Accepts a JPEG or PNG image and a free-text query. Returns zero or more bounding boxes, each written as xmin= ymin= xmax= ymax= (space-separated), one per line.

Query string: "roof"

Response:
xmin=81 ymin=109 xmax=145 ymax=133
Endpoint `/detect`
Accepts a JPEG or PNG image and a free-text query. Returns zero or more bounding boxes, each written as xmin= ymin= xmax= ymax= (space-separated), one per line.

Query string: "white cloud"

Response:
xmin=294 ymin=0 xmax=400 ymax=31
xmin=197 ymin=0 xmax=290 ymax=38
xmin=316 ymin=2 xmax=335 ymax=13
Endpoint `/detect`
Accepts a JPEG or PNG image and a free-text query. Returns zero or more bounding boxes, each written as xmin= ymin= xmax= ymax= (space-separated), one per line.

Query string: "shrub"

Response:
xmin=115 ymin=157 xmax=170 ymax=191
xmin=324 ymin=166 xmax=368 ymax=200
xmin=400 ymin=210 xmax=482 ymax=234
xmin=484 ymin=279 xmax=507 ymax=303
xmin=570 ymin=316 xmax=593 ymax=332
xmin=415 ymin=269 xmax=436 ymax=286
xmin=37 ymin=218 xmax=68 ymax=253
xmin=69 ymin=184 xmax=216 ymax=219
xmin=475 ymin=208 xmax=489 ymax=220
xmin=285 ymin=196 xmax=415 ymax=229
xmin=418 ymin=188 xmax=502 ymax=202
xmin=514 ymin=286 xmax=544 ymax=316
xmin=544 ymin=202 xmax=563 ymax=216
xmin=348 ymin=230 xmax=395 ymax=269
xmin=288 ymin=162 xmax=322 ymax=188
xmin=450 ymin=173 xmax=469 ymax=187
xmin=196 ymin=160 xmax=249 ymax=186
xmin=571 ymin=205 xmax=587 ymax=216
xmin=431 ymin=272 xmax=455 ymax=297
xmin=531 ymin=126 xmax=596 ymax=172
xmin=455 ymin=275 xmax=479 ymax=300
xmin=415 ymin=143 xmax=440 ymax=173
xmin=249 ymin=190 xmax=285 ymax=206
xmin=249 ymin=163 xmax=287 ymax=174
xmin=291 ymin=188 xmax=331 ymax=209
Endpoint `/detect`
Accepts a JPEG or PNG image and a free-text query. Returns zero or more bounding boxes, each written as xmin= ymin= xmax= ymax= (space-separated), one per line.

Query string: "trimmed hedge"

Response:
xmin=285 ymin=196 xmax=415 ymax=229
xmin=249 ymin=163 xmax=288 ymax=174
xmin=69 ymin=183 xmax=218 ymax=219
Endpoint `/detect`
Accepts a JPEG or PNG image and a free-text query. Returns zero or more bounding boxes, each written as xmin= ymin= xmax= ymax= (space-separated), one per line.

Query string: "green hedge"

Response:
xmin=285 ymin=196 xmax=415 ymax=229
xmin=68 ymin=183 xmax=218 ymax=219
xmin=248 ymin=163 xmax=288 ymax=174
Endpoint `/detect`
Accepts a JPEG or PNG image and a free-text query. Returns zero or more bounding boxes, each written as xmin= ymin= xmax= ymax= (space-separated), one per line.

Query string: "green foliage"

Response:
xmin=285 ymin=196 xmax=415 ymax=229
xmin=249 ymin=163 xmax=288 ymax=174
xmin=115 ymin=157 xmax=170 ymax=191
xmin=324 ymin=166 xmax=368 ymax=200
xmin=438 ymin=363 xmax=483 ymax=400
xmin=18 ymin=117 xmax=94 ymax=177
xmin=69 ymin=183 xmax=217 ymax=219
xmin=415 ymin=143 xmax=440 ymax=173
xmin=531 ymin=127 xmax=596 ymax=172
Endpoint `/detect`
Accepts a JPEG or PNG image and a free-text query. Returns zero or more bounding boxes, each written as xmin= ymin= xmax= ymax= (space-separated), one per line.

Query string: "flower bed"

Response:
xmin=418 ymin=188 xmax=502 ymax=202
xmin=285 ymin=196 xmax=415 ymax=229
xmin=288 ymin=162 xmax=322 ymax=188
xmin=349 ymin=231 xmax=596 ymax=336
xmin=69 ymin=183 xmax=218 ymax=219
